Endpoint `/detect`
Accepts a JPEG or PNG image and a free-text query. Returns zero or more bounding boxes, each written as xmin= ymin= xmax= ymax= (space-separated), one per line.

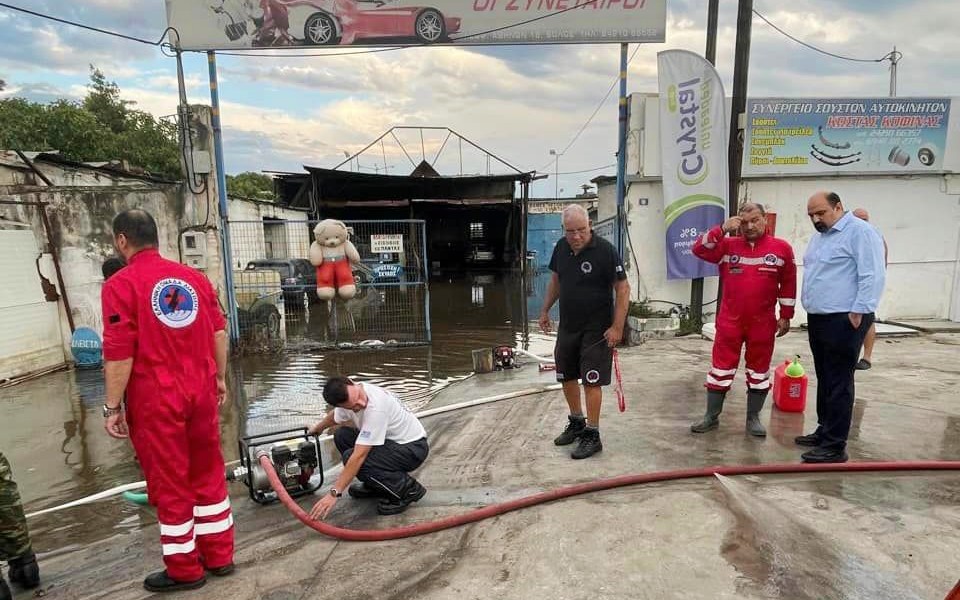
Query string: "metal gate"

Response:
xmin=228 ymin=219 xmax=430 ymax=350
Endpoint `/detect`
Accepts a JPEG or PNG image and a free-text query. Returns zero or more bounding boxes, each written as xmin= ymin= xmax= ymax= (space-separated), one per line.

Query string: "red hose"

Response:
xmin=946 ymin=580 xmax=960 ymax=600
xmin=261 ymin=455 xmax=960 ymax=542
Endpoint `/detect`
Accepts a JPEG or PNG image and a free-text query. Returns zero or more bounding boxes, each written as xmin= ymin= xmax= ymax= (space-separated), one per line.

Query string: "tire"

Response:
xmin=415 ymin=9 xmax=445 ymax=43
xmin=251 ymin=303 xmax=281 ymax=337
xmin=304 ymin=12 xmax=339 ymax=45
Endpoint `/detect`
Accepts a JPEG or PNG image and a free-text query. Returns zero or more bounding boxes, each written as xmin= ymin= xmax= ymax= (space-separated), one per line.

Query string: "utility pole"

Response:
xmin=690 ymin=0 xmax=719 ymax=330
xmin=889 ymin=45 xmax=899 ymax=97
xmin=614 ymin=43 xmax=629 ymax=260
xmin=550 ymin=149 xmax=561 ymax=199
xmin=728 ymin=0 xmax=753 ymax=220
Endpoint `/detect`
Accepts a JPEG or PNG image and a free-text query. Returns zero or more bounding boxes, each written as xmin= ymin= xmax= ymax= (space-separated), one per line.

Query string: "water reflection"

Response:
xmin=235 ymin=271 xmax=557 ymax=437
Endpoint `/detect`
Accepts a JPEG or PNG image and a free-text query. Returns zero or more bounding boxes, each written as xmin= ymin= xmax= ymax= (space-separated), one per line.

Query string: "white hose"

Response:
xmin=25 ymin=383 xmax=562 ymax=519
xmin=513 ymin=348 xmax=554 ymax=364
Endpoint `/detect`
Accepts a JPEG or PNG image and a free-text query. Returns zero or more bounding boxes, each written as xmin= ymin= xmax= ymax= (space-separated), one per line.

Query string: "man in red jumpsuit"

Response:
xmin=690 ymin=202 xmax=797 ymax=437
xmin=101 ymin=210 xmax=234 ymax=593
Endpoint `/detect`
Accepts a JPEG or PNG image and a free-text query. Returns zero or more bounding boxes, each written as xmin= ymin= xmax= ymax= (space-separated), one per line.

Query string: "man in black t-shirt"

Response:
xmin=539 ymin=204 xmax=630 ymax=459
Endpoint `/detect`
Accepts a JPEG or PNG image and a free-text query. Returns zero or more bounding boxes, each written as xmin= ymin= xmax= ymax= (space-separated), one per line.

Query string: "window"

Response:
xmin=470 ymin=222 xmax=484 ymax=240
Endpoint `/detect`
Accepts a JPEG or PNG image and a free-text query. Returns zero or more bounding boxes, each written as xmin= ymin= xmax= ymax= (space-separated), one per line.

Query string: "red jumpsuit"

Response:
xmin=693 ymin=226 xmax=797 ymax=393
xmin=102 ymin=249 xmax=233 ymax=582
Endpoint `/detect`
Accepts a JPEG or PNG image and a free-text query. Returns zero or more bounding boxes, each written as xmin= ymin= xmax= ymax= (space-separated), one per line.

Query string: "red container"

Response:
xmin=772 ymin=359 xmax=808 ymax=412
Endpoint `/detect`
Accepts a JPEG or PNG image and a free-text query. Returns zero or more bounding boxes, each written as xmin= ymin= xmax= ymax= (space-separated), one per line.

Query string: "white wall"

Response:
xmin=599 ymin=94 xmax=960 ymax=322
xmin=227 ymin=198 xmax=309 ymax=269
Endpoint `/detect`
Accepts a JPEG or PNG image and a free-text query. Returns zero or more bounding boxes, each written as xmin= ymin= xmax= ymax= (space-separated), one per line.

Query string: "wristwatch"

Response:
xmin=329 ymin=488 xmax=342 ymax=498
xmin=102 ymin=404 xmax=122 ymax=417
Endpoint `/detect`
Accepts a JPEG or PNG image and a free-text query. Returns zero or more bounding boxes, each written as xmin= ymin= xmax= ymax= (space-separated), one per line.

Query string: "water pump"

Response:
xmin=230 ymin=428 xmax=324 ymax=504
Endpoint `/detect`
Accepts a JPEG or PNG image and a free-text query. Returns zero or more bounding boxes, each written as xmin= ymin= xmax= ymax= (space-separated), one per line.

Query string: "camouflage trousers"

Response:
xmin=0 ymin=451 xmax=31 ymax=561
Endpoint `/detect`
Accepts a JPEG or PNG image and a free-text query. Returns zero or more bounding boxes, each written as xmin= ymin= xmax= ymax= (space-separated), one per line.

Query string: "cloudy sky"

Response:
xmin=1 ymin=0 xmax=957 ymax=197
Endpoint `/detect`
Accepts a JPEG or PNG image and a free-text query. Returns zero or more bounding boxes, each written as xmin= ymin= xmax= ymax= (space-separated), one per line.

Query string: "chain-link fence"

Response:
xmin=228 ymin=219 xmax=430 ymax=351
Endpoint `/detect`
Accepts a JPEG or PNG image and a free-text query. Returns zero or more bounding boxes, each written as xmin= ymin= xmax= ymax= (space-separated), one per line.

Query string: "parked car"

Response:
xmin=245 ymin=258 xmax=317 ymax=306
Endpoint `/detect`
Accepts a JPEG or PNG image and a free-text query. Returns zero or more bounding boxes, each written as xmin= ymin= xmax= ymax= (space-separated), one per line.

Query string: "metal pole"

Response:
xmin=614 ymin=42 xmax=628 ymax=260
xmin=422 ymin=222 xmax=432 ymax=343
xmin=207 ymin=51 xmax=241 ymax=344
xmin=889 ymin=45 xmax=898 ymax=97
xmin=690 ymin=0 xmax=719 ymax=330
xmin=554 ymin=153 xmax=559 ymax=200
xmin=728 ymin=0 xmax=753 ymax=220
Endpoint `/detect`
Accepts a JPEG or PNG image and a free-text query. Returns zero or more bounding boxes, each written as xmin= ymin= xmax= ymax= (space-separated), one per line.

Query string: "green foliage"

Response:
xmin=0 ymin=67 xmax=180 ymax=179
xmin=226 ymin=171 xmax=276 ymax=200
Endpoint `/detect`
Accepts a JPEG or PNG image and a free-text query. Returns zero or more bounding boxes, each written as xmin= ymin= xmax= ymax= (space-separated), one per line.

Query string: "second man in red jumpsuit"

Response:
xmin=690 ymin=203 xmax=797 ymax=437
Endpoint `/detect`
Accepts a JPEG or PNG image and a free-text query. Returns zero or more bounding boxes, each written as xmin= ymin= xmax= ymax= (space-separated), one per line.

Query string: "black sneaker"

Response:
xmin=571 ymin=428 xmax=603 ymax=459
xmin=377 ymin=480 xmax=427 ymax=516
xmin=349 ymin=482 xmax=384 ymax=499
xmin=794 ymin=432 xmax=821 ymax=447
xmin=554 ymin=416 xmax=586 ymax=446
xmin=8 ymin=551 xmax=39 ymax=589
xmin=855 ymin=359 xmax=872 ymax=370
xmin=143 ymin=571 xmax=206 ymax=593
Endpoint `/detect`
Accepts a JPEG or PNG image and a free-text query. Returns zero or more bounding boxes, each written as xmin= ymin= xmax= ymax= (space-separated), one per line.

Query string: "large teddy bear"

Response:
xmin=308 ymin=219 xmax=360 ymax=301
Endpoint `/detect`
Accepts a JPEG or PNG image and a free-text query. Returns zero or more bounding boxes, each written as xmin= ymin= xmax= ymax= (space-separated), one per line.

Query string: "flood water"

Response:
xmin=0 ymin=272 xmax=557 ymax=553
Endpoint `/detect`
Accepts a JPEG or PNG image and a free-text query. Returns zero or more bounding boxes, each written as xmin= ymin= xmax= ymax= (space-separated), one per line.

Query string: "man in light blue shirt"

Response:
xmin=796 ymin=191 xmax=886 ymax=463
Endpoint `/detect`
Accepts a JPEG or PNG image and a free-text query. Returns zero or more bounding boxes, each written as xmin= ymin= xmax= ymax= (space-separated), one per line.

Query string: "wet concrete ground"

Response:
xmin=7 ymin=329 xmax=960 ymax=599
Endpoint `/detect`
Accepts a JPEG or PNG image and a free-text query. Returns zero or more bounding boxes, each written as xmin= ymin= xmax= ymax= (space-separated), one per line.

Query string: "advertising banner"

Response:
xmin=743 ymin=97 xmax=951 ymax=176
xmin=165 ymin=0 xmax=666 ymax=50
xmin=657 ymin=49 xmax=727 ymax=280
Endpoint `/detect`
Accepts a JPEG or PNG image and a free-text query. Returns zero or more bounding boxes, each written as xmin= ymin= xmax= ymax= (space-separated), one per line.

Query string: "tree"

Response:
xmin=226 ymin=172 xmax=276 ymax=200
xmin=0 ymin=68 xmax=180 ymax=179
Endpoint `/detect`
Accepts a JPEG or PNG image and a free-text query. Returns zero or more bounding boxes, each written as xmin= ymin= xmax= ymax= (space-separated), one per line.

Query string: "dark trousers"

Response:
xmin=807 ymin=312 xmax=874 ymax=451
xmin=334 ymin=427 xmax=429 ymax=500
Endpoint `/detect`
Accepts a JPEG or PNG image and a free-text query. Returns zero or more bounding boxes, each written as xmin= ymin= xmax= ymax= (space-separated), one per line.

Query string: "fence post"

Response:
xmin=422 ymin=221 xmax=432 ymax=343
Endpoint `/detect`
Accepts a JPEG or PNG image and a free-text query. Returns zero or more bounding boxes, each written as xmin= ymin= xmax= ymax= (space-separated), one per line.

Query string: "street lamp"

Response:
xmin=549 ymin=149 xmax=563 ymax=200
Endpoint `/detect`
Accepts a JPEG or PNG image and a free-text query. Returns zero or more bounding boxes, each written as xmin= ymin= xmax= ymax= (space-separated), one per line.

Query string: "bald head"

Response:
xmin=739 ymin=202 xmax=766 ymax=216
xmin=853 ymin=208 xmax=870 ymax=222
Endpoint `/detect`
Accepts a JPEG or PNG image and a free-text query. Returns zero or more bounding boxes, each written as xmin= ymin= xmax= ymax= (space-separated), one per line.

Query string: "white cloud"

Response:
xmin=2 ymin=0 xmax=958 ymax=188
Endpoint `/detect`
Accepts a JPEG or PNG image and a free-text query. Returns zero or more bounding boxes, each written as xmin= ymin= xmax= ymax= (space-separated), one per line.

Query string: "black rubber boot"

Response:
xmin=554 ymin=415 xmax=586 ymax=446
xmin=745 ymin=390 xmax=768 ymax=437
xmin=143 ymin=571 xmax=206 ymax=593
xmin=690 ymin=390 xmax=726 ymax=433
xmin=1 ymin=574 xmax=11 ymax=600
xmin=8 ymin=550 xmax=39 ymax=589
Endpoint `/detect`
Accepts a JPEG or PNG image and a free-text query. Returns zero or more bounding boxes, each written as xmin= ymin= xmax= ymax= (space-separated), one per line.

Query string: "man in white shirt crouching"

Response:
xmin=308 ymin=377 xmax=429 ymax=519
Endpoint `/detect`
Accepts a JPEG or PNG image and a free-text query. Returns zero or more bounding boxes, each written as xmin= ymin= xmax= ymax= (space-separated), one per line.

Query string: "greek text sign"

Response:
xmin=743 ymin=98 xmax=951 ymax=175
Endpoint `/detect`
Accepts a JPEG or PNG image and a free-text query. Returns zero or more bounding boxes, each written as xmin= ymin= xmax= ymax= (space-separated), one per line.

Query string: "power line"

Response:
xmin=537 ymin=44 xmax=642 ymax=172
xmin=556 ymin=164 xmax=616 ymax=175
xmin=0 ymin=2 xmax=168 ymax=46
xmin=752 ymin=8 xmax=896 ymax=64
